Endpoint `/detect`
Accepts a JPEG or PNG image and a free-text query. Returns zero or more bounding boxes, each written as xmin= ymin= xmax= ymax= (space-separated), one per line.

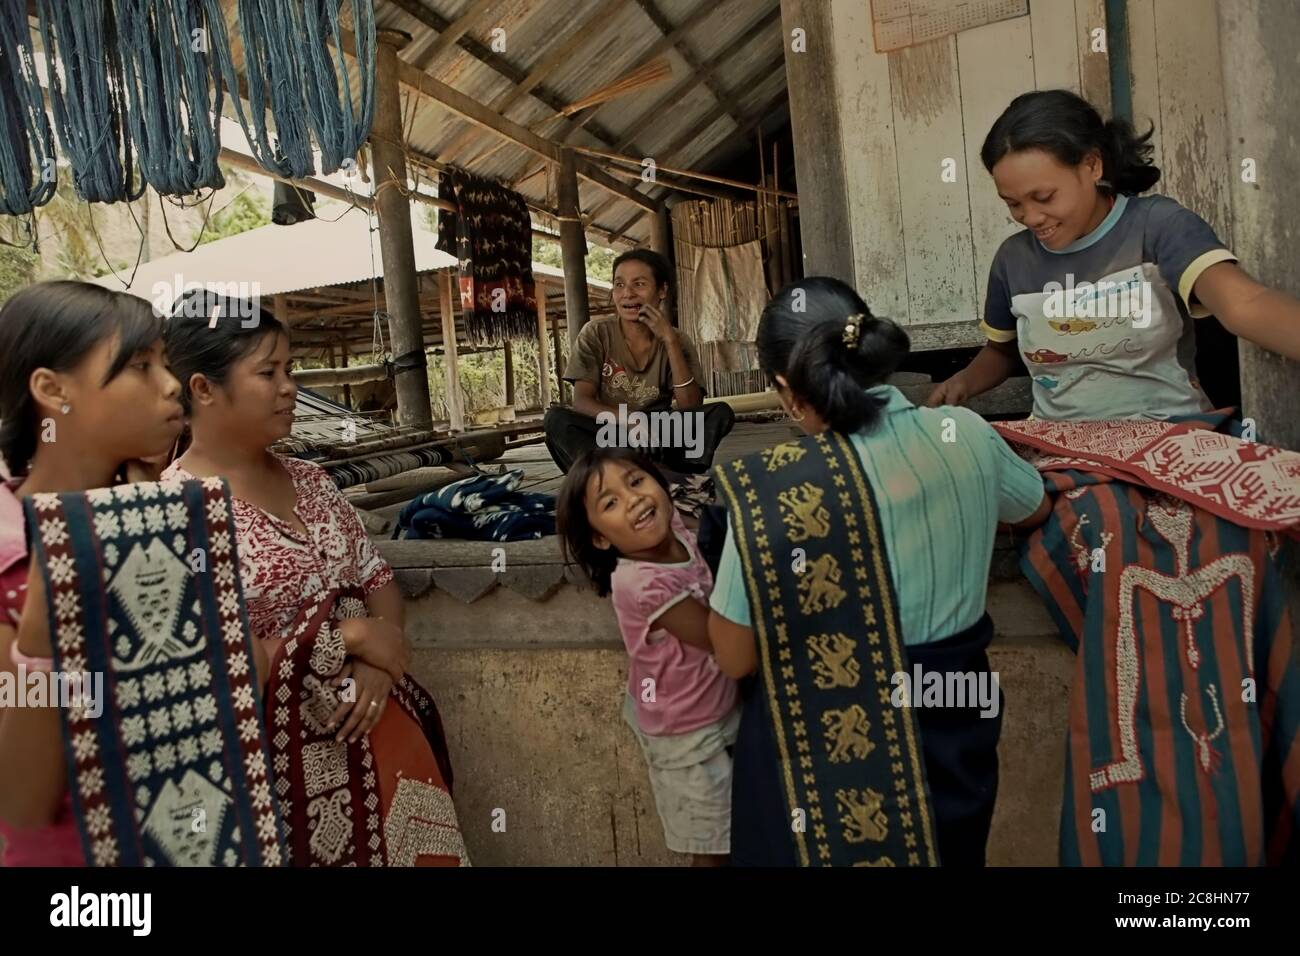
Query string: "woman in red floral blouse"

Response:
xmin=162 ymin=290 xmax=467 ymax=866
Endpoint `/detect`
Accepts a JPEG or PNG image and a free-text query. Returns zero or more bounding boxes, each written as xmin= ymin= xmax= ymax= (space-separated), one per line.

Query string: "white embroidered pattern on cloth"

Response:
xmin=383 ymin=776 xmax=470 ymax=866
xmin=998 ymin=418 xmax=1300 ymax=528
xmin=271 ymin=599 xmax=387 ymax=866
xmin=32 ymin=478 xmax=282 ymax=866
xmin=1091 ymin=497 xmax=1255 ymax=792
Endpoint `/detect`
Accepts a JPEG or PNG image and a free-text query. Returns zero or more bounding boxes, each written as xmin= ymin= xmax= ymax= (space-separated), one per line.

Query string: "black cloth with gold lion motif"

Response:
xmin=714 ymin=431 xmax=941 ymax=867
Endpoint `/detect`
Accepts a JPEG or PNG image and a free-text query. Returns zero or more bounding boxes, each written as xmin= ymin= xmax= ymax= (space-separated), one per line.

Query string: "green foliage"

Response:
xmin=198 ymin=187 xmax=270 ymax=246
xmin=424 ymin=336 xmax=561 ymax=420
xmin=0 ymin=243 xmax=38 ymax=303
xmin=531 ymin=234 xmax=615 ymax=282
xmin=36 ymin=179 xmax=102 ymax=279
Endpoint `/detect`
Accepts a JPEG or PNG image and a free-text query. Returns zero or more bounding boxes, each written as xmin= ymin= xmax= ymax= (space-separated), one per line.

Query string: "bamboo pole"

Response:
xmin=536 ymin=279 xmax=551 ymax=409
xmin=568 ymin=148 xmax=799 ymax=201
xmin=293 ymin=363 xmax=389 ymax=387
xmin=439 ymin=271 xmax=465 ymax=432
xmin=372 ymin=30 xmax=433 ymax=427
xmin=558 ymin=148 xmax=591 ymax=348
xmin=503 ymin=338 xmax=515 ymax=408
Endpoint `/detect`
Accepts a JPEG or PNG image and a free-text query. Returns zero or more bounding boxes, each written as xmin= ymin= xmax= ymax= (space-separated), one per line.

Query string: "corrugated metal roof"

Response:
xmin=93 ymin=210 xmax=608 ymax=305
xmin=216 ymin=0 xmax=787 ymax=246
xmin=94 ymin=209 xmax=457 ymax=303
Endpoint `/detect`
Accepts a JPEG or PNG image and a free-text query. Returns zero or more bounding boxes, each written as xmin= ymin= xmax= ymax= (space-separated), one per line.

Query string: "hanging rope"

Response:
xmin=34 ymin=0 xmax=144 ymax=204
xmin=0 ymin=0 xmax=57 ymax=215
xmin=208 ymin=0 xmax=376 ymax=180
xmin=114 ymin=0 xmax=225 ymax=196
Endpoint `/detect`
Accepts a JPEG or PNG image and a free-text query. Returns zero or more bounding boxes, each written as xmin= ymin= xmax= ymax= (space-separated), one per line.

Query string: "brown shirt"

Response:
xmin=563 ymin=317 xmax=706 ymax=410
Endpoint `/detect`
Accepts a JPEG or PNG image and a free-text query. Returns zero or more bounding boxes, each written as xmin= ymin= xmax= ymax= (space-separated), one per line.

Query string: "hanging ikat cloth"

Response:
xmin=23 ymin=478 xmax=286 ymax=866
xmin=435 ymin=168 xmax=538 ymax=343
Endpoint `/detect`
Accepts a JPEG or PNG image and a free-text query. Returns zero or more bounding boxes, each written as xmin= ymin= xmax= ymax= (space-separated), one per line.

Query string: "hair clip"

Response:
xmin=843 ymin=313 xmax=863 ymax=349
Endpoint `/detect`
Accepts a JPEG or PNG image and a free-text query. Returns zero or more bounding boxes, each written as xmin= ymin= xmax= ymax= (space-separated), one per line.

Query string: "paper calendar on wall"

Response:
xmin=870 ymin=0 xmax=1029 ymax=53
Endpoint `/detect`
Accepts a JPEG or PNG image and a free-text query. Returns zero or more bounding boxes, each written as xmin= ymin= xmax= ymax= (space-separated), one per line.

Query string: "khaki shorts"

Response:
xmin=622 ymin=694 xmax=740 ymax=856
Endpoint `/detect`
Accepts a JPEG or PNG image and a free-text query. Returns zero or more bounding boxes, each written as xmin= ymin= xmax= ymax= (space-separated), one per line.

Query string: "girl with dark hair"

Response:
xmin=928 ymin=90 xmax=1300 ymax=867
xmin=557 ymin=447 xmax=739 ymax=865
xmin=160 ymin=291 xmax=468 ymax=866
xmin=0 ymin=280 xmax=184 ymax=866
xmin=705 ymin=276 xmax=1050 ymax=867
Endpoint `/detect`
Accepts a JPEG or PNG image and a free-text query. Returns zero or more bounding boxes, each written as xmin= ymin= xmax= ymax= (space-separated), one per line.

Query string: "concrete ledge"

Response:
xmin=405 ymin=575 xmax=1071 ymax=865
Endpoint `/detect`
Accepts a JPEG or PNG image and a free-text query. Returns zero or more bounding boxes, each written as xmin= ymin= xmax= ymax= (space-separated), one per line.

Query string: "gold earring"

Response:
xmin=790 ymin=406 xmax=806 ymax=423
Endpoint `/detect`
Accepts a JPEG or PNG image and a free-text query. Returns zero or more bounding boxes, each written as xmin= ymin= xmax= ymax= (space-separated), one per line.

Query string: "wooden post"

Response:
xmin=340 ymin=338 xmax=352 ymax=409
xmin=535 ymin=279 xmax=551 ymax=409
xmin=650 ymin=201 xmax=672 ymax=262
xmin=779 ymin=0 xmax=856 ymax=284
xmin=558 ymin=148 xmax=591 ymax=349
xmin=502 ymin=338 xmax=515 ymax=409
xmin=551 ymin=313 xmax=566 ymax=404
xmin=371 ymin=29 xmax=433 ymax=427
xmin=1219 ymin=0 xmax=1300 ymax=632
xmin=439 ymin=271 xmax=465 ymax=431
xmin=273 ymin=294 xmax=288 ymax=326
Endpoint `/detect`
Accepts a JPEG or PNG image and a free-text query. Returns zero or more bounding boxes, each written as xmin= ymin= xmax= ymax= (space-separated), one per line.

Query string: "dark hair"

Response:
xmin=163 ymin=288 xmax=286 ymax=414
xmin=980 ymin=89 xmax=1159 ymax=196
xmin=556 ymin=447 xmax=671 ymax=598
xmin=757 ymin=276 xmax=910 ymax=435
xmin=0 ymin=281 xmax=162 ymax=476
xmin=611 ymin=248 xmax=673 ymax=298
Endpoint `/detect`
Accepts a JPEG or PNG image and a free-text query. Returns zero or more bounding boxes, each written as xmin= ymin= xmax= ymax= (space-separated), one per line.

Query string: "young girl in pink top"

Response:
xmin=558 ymin=448 xmax=738 ymax=866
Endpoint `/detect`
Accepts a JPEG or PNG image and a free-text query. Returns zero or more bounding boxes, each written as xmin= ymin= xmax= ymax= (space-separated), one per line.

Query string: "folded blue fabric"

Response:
xmin=393 ymin=468 xmax=555 ymax=541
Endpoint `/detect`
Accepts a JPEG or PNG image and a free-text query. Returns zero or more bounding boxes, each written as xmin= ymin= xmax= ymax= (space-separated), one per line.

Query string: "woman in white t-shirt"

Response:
xmin=929 ymin=90 xmax=1300 ymax=868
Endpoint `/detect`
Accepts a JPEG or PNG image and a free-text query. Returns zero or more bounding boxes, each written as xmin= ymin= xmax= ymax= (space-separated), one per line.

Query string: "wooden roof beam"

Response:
xmin=506 ymin=0 xmax=726 ymax=183
xmin=657 ymin=51 xmax=787 ymax=165
xmin=613 ymin=5 xmax=782 ymax=152
xmin=382 ymin=0 xmax=625 ymax=157
xmin=408 ymin=0 xmax=499 ymax=70
xmin=604 ymin=85 xmax=790 ymax=242
xmin=437 ymin=0 xmax=627 ymax=166
xmin=334 ymin=27 xmax=655 ymax=212
xmin=633 ymin=0 xmax=748 ymax=127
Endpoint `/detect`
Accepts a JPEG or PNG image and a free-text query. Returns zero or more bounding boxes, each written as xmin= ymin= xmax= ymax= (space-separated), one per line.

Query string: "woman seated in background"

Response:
xmin=706 ymin=276 xmax=1050 ymax=867
xmin=544 ymin=249 xmax=735 ymax=477
xmin=162 ymin=291 xmax=469 ymax=867
xmin=0 ymin=280 xmax=186 ymax=865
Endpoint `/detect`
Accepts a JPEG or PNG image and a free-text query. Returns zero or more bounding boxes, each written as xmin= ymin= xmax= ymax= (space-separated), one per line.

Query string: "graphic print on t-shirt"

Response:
xmin=1010 ymin=261 xmax=1199 ymax=419
xmin=602 ymin=355 xmax=662 ymax=408
xmin=983 ymin=194 xmax=1236 ymax=421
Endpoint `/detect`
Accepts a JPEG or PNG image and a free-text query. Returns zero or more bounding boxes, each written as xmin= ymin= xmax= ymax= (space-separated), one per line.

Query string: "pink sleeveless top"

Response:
xmin=0 ymin=479 xmax=84 ymax=867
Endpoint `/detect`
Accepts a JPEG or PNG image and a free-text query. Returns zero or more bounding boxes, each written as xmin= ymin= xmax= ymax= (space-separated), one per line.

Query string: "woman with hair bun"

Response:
xmin=928 ymin=88 xmax=1300 ymax=415
xmin=928 ymin=90 xmax=1300 ymax=867
xmin=705 ymin=276 xmax=1050 ymax=867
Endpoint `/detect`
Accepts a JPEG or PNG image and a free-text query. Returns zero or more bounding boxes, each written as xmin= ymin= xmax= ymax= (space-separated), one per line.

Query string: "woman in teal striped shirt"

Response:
xmin=707 ymin=276 xmax=1049 ymax=866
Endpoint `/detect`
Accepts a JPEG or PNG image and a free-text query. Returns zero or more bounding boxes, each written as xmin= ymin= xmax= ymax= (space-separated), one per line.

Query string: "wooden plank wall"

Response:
xmin=1125 ymin=0 xmax=1232 ymax=245
xmin=819 ymin=0 xmax=1228 ymax=350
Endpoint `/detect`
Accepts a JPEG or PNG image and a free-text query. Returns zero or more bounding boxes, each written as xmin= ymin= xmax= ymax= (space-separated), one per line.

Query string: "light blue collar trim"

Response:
xmin=1040 ymin=193 xmax=1129 ymax=255
xmin=867 ymin=384 xmax=913 ymax=413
